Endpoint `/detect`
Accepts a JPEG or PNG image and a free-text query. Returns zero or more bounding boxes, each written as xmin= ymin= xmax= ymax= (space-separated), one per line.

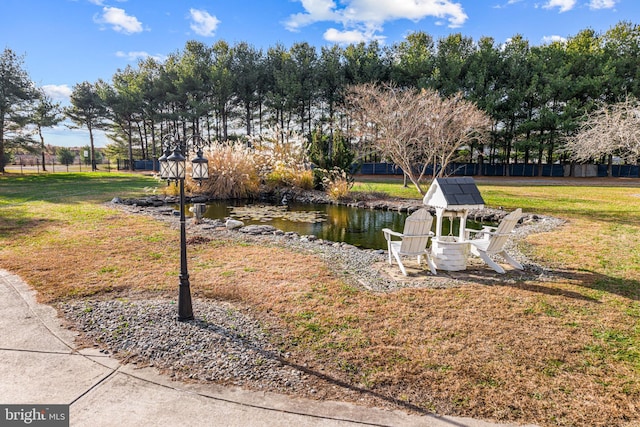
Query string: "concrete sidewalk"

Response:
xmin=0 ymin=269 xmax=538 ymax=427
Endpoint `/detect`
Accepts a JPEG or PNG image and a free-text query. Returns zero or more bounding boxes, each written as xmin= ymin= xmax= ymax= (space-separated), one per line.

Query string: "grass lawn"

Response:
xmin=0 ymin=172 xmax=639 ymax=427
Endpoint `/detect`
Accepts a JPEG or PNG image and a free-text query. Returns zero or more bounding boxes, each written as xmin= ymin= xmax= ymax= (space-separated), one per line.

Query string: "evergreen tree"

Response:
xmin=343 ymin=41 xmax=390 ymax=85
xmin=232 ymin=42 xmax=263 ymax=136
xmin=602 ymin=21 xmax=640 ymax=101
xmin=432 ymin=33 xmax=474 ymax=96
xmin=317 ymin=45 xmax=345 ymax=136
xmin=57 ymin=147 xmax=75 ymax=166
xmin=211 ymin=40 xmax=234 ymax=141
xmin=463 ymin=36 xmax=502 ymax=166
xmin=32 ymin=91 xmax=63 ymax=171
xmin=65 ymin=81 xmax=107 ymax=171
xmin=289 ymin=42 xmax=318 ymax=136
xmin=390 ymin=31 xmax=435 ymax=88
xmin=0 ymin=48 xmax=37 ymax=173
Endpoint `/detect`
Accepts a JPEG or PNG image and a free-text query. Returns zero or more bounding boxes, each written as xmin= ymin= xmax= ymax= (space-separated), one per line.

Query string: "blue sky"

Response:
xmin=1 ymin=0 xmax=637 ymax=147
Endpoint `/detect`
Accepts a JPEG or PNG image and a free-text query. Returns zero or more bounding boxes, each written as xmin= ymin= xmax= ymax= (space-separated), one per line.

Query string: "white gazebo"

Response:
xmin=423 ymin=177 xmax=485 ymax=271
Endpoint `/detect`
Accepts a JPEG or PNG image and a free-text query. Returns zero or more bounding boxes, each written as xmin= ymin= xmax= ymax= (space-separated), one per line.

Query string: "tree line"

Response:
xmin=1 ymin=20 xmax=639 ymax=175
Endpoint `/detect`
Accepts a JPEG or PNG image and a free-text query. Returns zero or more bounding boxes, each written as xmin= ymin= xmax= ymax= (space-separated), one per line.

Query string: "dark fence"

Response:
xmin=117 ymin=159 xmax=158 ymax=171
xmin=356 ymin=162 xmax=639 ymax=178
xmin=597 ymin=164 xmax=640 ymax=178
xmin=120 ymin=159 xmax=639 ymax=178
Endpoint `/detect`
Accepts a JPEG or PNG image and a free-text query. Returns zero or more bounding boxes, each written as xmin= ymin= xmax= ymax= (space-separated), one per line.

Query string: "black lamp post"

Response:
xmin=159 ymin=134 xmax=209 ymax=321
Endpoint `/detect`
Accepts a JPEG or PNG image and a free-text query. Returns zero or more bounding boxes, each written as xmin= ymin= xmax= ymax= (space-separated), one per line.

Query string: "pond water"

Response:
xmin=185 ymin=200 xmax=485 ymax=250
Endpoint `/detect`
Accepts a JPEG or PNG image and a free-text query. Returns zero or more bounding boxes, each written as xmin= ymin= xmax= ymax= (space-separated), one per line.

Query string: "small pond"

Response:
xmin=184 ymin=200 xmax=486 ymax=250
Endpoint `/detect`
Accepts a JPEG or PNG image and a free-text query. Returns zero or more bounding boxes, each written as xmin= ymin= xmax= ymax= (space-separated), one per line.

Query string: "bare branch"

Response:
xmin=565 ymin=97 xmax=640 ymax=163
xmin=344 ymin=83 xmax=490 ymax=195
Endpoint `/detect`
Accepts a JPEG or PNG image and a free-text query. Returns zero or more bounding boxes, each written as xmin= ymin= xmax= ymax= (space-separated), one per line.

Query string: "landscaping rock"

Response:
xmin=61 ymin=300 xmax=304 ymax=392
xmin=225 ymin=219 xmax=244 ymax=230
xmin=238 ymin=225 xmax=277 ymax=235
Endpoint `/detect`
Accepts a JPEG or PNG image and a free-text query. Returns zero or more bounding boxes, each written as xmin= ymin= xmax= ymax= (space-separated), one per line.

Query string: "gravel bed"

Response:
xmin=61 ymin=299 xmax=313 ymax=393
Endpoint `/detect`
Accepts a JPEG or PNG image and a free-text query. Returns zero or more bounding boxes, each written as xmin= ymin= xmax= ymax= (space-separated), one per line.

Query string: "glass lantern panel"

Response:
xmin=175 ymin=160 xmax=186 ymax=179
xmin=167 ymin=160 xmax=184 ymax=180
xmin=159 ymin=160 xmax=168 ymax=180
xmin=192 ymin=162 xmax=209 ymax=180
xmin=167 ymin=161 xmax=177 ymax=180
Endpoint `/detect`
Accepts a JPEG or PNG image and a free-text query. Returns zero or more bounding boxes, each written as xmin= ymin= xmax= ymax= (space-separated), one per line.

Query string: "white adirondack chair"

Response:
xmin=465 ymin=208 xmax=524 ymax=274
xmin=382 ymin=209 xmax=437 ymax=276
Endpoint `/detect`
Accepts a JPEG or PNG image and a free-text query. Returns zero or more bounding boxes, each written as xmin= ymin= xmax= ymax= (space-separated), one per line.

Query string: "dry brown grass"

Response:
xmin=1 ymin=175 xmax=639 ymax=427
xmin=195 ymin=238 xmax=638 ymax=425
xmin=0 ymin=211 xmax=177 ymax=301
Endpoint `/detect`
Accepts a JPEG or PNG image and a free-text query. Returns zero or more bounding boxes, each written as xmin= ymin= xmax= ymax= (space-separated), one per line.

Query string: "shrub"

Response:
xmin=190 ymin=142 xmax=260 ymax=199
xmin=319 ymin=167 xmax=353 ymax=201
xmin=308 ymin=128 xmax=355 ymax=172
xmin=294 ymin=169 xmax=314 ymax=190
xmin=161 ymin=182 xmax=180 ymax=197
xmin=251 ymin=129 xmax=313 ymax=190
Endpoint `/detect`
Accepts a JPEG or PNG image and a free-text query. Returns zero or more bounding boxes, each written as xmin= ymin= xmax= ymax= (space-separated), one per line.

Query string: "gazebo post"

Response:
xmin=459 ymin=210 xmax=469 ymax=240
xmin=435 ymin=207 xmax=444 ymax=239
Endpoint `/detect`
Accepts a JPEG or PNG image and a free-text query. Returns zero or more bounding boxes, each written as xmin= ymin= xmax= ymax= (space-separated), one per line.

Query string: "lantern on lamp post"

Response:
xmin=191 ymin=148 xmax=209 ymax=183
xmin=157 ymin=145 xmax=171 ymax=180
xmin=158 ymin=134 xmax=209 ymax=321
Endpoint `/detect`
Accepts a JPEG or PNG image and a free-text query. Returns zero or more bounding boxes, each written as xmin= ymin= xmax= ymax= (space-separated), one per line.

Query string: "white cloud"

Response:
xmin=41 ymin=84 xmax=72 ymax=102
xmin=542 ymin=0 xmax=576 ymax=13
xmin=94 ymin=6 xmax=143 ymax=34
xmin=285 ymin=0 xmax=468 ymax=43
xmin=285 ymin=0 xmax=341 ymax=31
xmin=589 ymin=0 xmax=617 ymax=9
xmin=116 ymin=51 xmax=166 ymax=62
xmin=542 ymin=35 xmax=567 ymax=44
xmin=189 ymin=9 xmax=220 ymax=37
xmin=493 ymin=0 xmax=521 ymax=9
xmin=324 ymin=27 xmax=384 ymax=44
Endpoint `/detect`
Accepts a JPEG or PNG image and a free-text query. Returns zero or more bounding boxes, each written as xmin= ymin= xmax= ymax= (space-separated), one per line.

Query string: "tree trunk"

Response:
xmin=307 ymin=99 xmax=312 ymax=137
xmin=128 ymin=119 xmax=134 ymax=172
xmin=150 ymin=119 xmax=157 ymax=172
xmin=537 ymin=143 xmax=544 ymax=177
xmin=222 ymin=107 xmax=228 ymax=141
xmin=258 ymin=99 xmax=263 ymax=134
xmin=137 ymin=122 xmax=146 ymax=159
xmin=245 ymin=104 xmax=252 ymax=136
xmin=0 ymin=114 xmax=5 ymax=174
xmin=38 ymin=126 xmax=47 ymax=171
xmin=505 ymin=117 xmax=516 ymax=177
xmin=88 ymin=123 xmax=97 ymax=171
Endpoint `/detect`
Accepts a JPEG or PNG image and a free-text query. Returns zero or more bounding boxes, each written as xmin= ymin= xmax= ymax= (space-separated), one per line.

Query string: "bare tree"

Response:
xmin=565 ymin=97 xmax=640 ymax=176
xmin=345 ymin=83 xmax=490 ymax=194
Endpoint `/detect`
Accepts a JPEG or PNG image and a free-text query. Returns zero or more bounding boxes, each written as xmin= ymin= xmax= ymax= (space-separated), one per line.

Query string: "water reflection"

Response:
xmin=186 ymin=200 xmax=484 ymax=250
